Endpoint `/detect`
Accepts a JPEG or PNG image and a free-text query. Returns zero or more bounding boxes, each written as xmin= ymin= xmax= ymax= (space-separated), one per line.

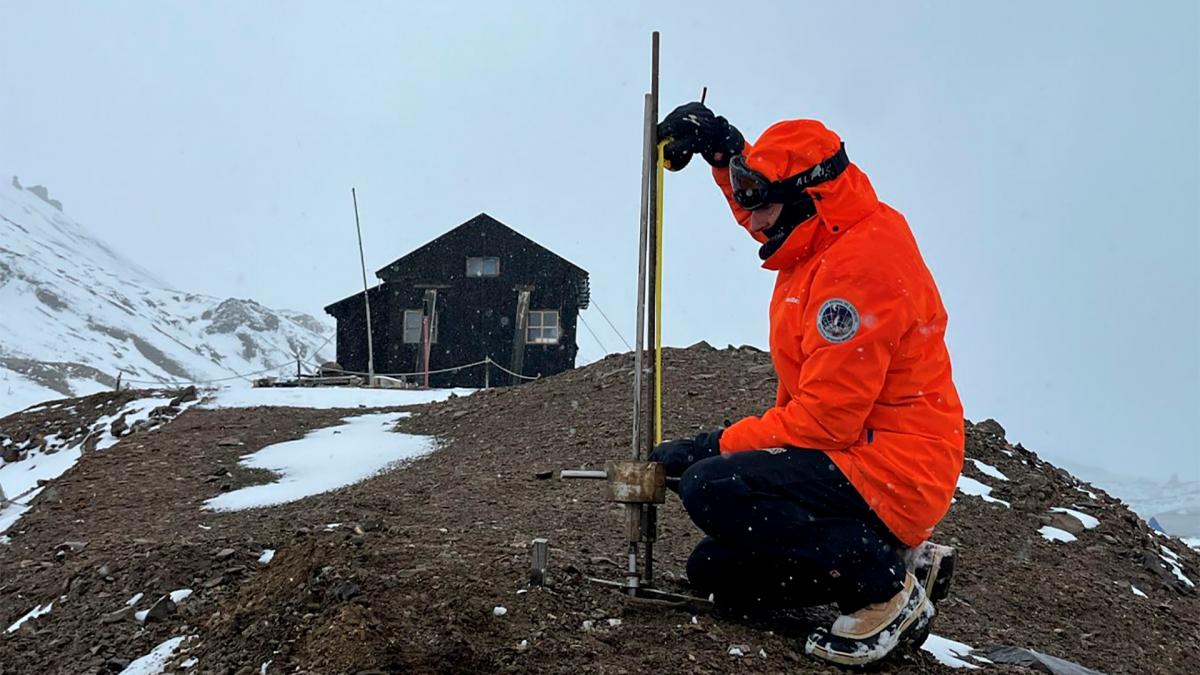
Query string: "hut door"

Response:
xmin=509 ymin=288 xmax=531 ymax=385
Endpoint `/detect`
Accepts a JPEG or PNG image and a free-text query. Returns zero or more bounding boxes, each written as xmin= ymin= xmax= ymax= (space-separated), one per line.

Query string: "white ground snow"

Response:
xmin=1131 ymin=584 xmax=1148 ymax=598
xmin=955 ymin=475 xmax=1010 ymax=507
xmin=118 ymin=635 xmax=191 ymax=675
xmin=201 ymin=386 xmax=473 ymax=410
xmin=169 ymin=589 xmax=193 ymax=604
xmin=921 ymin=634 xmax=982 ymax=669
xmin=0 ymin=445 xmax=79 ymax=534
xmin=95 ymin=397 xmax=177 ymax=451
xmin=1051 ymin=506 xmax=1100 ymax=529
xmin=0 ymin=375 xmax=65 ymax=420
xmin=1038 ymin=526 xmax=1077 ymax=543
xmin=967 ymin=458 xmax=1009 ymax=482
xmin=0 ymin=395 xmax=181 ymax=535
xmin=1184 ymin=537 xmax=1200 ymax=550
xmin=5 ymin=601 xmax=52 ymax=633
xmin=204 ymin=412 xmax=434 ymax=511
xmin=257 ymin=549 xmax=275 ymax=565
xmin=1159 ymin=546 xmax=1195 ymax=587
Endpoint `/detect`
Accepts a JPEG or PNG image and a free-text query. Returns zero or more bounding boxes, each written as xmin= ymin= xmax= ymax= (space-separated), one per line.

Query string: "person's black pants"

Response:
xmin=679 ymin=448 xmax=905 ymax=614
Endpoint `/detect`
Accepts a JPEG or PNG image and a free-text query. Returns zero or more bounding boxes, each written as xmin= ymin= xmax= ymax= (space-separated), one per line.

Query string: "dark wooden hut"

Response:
xmin=324 ymin=214 xmax=590 ymax=387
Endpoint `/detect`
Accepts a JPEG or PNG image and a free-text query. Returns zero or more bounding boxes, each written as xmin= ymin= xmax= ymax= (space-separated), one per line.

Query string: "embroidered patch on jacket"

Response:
xmin=816 ymin=298 xmax=860 ymax=343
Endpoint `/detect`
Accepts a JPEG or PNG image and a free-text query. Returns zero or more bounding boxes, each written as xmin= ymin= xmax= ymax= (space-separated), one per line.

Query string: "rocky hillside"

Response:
xmin=0 ymin=175 xmax=332 ymax=416
xmin=0 ymin=346 xmax=1195 ymax=673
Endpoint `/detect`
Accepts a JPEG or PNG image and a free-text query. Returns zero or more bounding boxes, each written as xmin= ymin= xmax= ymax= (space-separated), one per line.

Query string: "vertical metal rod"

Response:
xmin=352 ymin=188 xmax=375 ymax=386
xmin=530 ymin=538 xmax=549 ymax=586
xmin=627 ymin=540 xmax=639 ymax=595
xmin=644 ymin=31 xmax=660 ymax=456
xmin=642 ymin=31 xmax=662 ymax=588
xmin=631 ymin=94 xmax=653 ymax=461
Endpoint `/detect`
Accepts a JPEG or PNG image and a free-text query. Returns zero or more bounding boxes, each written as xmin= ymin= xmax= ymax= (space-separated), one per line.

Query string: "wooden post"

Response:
xmin=115 ymin=373 xmax=122 ymax=392
xmin=484 ymin=357 xmax=490 ymax=389
xmin=352 ymin=188 xmax=376 ymax=387
xmin=421 ymin=288 xmax=438 ymax=389
xmin=510 ymin=288 xmax=532 ymax=385
xmin=529 ymin=538 xmax=549 ymax=586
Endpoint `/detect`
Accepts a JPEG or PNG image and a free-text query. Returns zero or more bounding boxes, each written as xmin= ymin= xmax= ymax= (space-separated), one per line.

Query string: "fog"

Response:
xmin=1 ymin=1 xmax=1196 ymax=481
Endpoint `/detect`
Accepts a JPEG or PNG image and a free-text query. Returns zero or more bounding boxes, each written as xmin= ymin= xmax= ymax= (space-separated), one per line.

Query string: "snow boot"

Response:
xmin=904 ymin=541 xmax=956 ymax=603
xmin=805 ymin=573 xmax=934 ymax=667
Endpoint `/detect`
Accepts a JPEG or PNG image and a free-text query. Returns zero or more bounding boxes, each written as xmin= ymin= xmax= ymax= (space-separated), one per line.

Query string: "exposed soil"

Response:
xmin=0 ymin=345 xmax=1196 ymax=674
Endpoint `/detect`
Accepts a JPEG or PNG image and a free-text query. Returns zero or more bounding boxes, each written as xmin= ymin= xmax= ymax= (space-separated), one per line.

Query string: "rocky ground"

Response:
xmin=0 ymin=345 xmax=1196 ymax=674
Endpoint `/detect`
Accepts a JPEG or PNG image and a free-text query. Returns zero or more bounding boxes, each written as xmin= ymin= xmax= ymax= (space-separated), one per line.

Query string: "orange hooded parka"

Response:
xmin=713 ymin=119 xmax=964 ymax=547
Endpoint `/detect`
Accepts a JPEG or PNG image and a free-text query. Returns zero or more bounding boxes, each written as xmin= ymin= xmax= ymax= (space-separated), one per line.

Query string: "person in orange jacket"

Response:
xmin=650 ymin=102 xmax=965 ymax=666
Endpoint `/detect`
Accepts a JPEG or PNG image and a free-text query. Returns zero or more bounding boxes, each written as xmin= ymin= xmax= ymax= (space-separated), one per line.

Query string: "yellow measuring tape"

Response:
xmin=654 ymin=140 xmax=666 ymax=445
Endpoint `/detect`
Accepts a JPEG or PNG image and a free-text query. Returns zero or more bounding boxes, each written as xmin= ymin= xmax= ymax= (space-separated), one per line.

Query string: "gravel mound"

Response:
xmin=0 ymin=345 xmax=1195 ymax=673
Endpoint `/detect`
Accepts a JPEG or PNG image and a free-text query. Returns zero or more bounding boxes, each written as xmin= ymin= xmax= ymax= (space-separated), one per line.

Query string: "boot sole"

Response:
xmin=805 ymin=590 xmax=934 ymax=667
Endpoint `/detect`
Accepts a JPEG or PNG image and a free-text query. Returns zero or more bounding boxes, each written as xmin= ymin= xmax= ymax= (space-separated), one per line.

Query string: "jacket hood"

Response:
xmin=741 ymin=120 xmax=881 ymax=270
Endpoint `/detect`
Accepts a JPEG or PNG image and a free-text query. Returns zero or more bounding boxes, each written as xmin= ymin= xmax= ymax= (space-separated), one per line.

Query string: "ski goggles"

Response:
xmin=729 ymin=143 xmax=851 ymax=210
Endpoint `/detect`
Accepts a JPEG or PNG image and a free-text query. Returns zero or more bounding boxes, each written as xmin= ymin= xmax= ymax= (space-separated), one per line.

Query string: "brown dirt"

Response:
xmin=0 ymin=345 xmax=1196 ymax=674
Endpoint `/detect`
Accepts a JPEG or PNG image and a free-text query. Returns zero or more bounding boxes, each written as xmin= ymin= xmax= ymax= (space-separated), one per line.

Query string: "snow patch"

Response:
xmin=169 ymin=589 xmax=192 ymax=604
xmin=5 ymin=601 xmax=52 ymax=633
xmin=202 ymin=386 xmax=472 ymax=410
xmin=956 ymin=475 xmax=1010 ymax=508
xmin=1 ymin=395 xmax=183 ymax=534
xmin=921 ymin=634 xmax=981 ymax=669
xmin=258 ymin=549 xmax=275 ymax=565
xmin=118 ymin=635 xmax=192 ymax=675
xmin=1159 ymin=546 xmax=1195 ymax=587
xmin=1131 ymin=584 xmax=1147 ymax=598
xmin=968 ymin=458 xmax=1008 ymax=481
xmin=125 ymin=592 xmax=144 ymax=607
xmin=1038 ymin=526 xmax=1077 ymax=543
xmin=1051 ymin=507 xmax=1099 ymax=530
xmin=204 ymin=413 xmax=435 ymax=511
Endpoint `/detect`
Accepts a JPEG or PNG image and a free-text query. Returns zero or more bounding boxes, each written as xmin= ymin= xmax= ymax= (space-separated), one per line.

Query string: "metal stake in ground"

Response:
xmin=643 ymin=30 xmax=663 ymax=587
xmin=529 ymin=538 xmax=549 ymax=586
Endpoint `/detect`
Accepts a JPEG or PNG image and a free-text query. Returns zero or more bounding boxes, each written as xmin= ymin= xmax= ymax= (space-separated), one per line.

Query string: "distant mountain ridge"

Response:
xmin=1048 ymin=456 xmax=1200 ymax=538
xmin=0 ymin=174 xmax=332 ymax=415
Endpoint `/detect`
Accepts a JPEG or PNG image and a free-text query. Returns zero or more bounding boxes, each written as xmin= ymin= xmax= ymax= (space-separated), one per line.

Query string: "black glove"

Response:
xmin=649 ymin=429 xmax=724 ymax=478
xmin=657 ymin=101 xmax=745 ymax=171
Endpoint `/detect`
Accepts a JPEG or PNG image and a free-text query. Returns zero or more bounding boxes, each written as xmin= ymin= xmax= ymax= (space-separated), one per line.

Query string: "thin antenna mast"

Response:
xmin=352 ymin=188 xmax=375 ymax=386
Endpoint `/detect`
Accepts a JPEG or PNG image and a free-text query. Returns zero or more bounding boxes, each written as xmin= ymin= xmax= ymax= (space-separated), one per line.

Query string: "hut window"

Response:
xmin=466 ymin=256 xmax=500 ymax=277
xmin=527 ymin=310 xmax=560 ymax=344
xmin=403 ymin=310 xmax=438 ymax=344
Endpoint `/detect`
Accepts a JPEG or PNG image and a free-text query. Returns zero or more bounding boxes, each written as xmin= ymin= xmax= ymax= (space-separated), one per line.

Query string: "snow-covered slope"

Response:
xmin=0 ymin=175 xmax=332 ymax=415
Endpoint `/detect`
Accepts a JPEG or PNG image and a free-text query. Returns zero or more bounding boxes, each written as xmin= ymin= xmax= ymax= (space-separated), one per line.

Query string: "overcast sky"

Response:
xmin=1 ymin=1 xmax=1196 ymax=481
